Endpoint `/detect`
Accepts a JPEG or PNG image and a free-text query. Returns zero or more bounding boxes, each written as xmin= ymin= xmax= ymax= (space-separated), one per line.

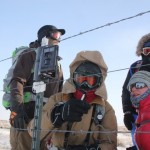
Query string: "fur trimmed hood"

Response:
xmin=136 ymin=33 xmax=150 ymax=56
xmin=62 ymin=50 xmax=108 ymax=101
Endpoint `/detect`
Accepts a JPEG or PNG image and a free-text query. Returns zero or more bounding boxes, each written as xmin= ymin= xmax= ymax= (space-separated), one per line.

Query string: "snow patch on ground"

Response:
xmin=0 ymin=129 xmax=11 ymax=150
xmin=117 ymin=126 xmax=132 ymax=148
xmin=0 ymin=120 xmax=132 ymax=150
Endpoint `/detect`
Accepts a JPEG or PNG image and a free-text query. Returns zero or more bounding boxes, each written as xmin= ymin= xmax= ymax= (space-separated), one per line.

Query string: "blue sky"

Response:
xmin=0 ymin=1 xmax=150 ymax=125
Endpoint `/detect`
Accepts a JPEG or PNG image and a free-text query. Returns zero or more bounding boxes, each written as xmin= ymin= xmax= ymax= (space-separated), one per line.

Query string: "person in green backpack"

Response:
xmin=2 ymin=41 xmax=39 ymax=109
xmin=9 ymin=25 xmax=65 ymax=150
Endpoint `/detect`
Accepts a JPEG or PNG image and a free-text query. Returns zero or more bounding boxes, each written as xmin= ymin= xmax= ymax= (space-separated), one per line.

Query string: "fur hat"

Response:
xmin=136 ymin=33 xmax=150 ymax=56
xmin=127 ymin=71 xmax=150 ymax=90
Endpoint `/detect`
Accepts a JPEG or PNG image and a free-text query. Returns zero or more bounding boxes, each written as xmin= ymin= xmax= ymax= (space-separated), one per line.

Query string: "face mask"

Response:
xmin=142 ymin=54 xmax=150 ymax=63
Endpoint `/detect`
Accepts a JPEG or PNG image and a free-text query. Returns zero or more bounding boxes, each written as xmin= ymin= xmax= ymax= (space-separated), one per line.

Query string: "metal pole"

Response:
xmin=31 ymin=92 xmax=44 ymax=150
xmin=31 ymin=47 xmax=45 ymax=150
xmin=31 ymin=45 xmax=58 ymax=149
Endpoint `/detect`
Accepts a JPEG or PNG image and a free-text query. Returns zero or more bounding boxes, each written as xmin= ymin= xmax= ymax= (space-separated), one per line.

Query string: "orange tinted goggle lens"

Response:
xmin=142 ymin=47 xmax=150 ymax=55
xmin=51 ymin=32 xmax=61 ymax=40
xmin=75 ymin=75 xmax=96 ymax=86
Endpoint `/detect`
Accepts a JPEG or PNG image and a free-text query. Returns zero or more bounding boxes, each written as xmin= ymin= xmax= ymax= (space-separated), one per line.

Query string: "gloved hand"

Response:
xmin=86 ymin=143 xmax=101 ymax=150
xmin=66 ymin=144 xmax=101 ymax=150
xmin=126 ymin=145 xmax=137 ymax=150
xmin=124 ymin=111 xmax=135 ymax=130
xmin=62 ymin=98 xmax=91 ymax=122
xmin=9 ymin=104 xmax=29 ymax=129
xmin=66 ymin=145 xmax=86 ymax=150
xmin=51 ymin=99 xmax=91 ymax=127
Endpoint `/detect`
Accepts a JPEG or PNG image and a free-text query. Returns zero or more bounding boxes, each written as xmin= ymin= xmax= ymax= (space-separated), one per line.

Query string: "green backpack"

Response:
xmin=2 ymin=46 xmax=29 ymax=109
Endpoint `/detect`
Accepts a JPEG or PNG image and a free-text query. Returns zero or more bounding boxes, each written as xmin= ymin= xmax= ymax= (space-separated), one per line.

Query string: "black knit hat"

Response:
xmin=37 ymin=25 xmax=65 ymax=42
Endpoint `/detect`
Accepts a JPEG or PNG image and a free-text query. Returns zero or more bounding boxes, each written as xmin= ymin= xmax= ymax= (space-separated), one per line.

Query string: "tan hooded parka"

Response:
xmin=28 ymin=50 xmax=118 ymax=150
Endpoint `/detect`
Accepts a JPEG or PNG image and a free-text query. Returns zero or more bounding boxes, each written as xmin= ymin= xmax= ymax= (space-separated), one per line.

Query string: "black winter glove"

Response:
xmin=86 ymin=144 xmax=101 ymax=150
xmin=66 ymin=144 xmax=101 ymax=150
xmin=62 ymin=99 xmax=91 ymax=121
xmin=66 ymin=145 xmax=86 ymax=150
xmin=124 ymin=111 xmax=135 ymax=130
xmin=51 ymin=99 xmax=91 ymax=127
xmin=10 ymin=104 xmax=29 ymax=129
xmin=126 ymin=145 xmax=137 ymax=150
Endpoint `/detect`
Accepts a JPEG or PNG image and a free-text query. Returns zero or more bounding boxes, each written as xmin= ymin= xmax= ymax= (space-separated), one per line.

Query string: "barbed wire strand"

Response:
xmin=0 ymin=63 xmax=149 ymax=93
xmin=61 ymin=10 xmax=150 ymax=41
xmin=1 ymin=125 xmax=150 ymax=134
xmin=0 ymin=10 xmax=150 ymax=63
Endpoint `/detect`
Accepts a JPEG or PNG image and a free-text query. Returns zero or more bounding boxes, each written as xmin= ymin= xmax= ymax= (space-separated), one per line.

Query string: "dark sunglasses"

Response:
xmin=129 ymin=82 xmax=147 ymax=92
xmin=50 ymin=31 xmax=61 ymax=40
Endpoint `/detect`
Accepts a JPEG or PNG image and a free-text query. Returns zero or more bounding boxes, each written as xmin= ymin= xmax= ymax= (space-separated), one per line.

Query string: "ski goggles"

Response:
xmin=74 ymin=73 xmax=99 ymax=87
xmin=49 ymin=31 xmax=61 ymax=40
xmin=142 ymin=47 xmax=150 ymax=56
xmin=129 ymin=82 xmax=147 ymax=92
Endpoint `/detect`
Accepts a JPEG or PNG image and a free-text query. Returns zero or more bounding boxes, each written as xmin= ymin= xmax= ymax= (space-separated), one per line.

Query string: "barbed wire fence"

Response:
xmin=0 ymin=10 xmax=150 ymax=63
xmin=0 ymin=10 xmax=150 ymax=135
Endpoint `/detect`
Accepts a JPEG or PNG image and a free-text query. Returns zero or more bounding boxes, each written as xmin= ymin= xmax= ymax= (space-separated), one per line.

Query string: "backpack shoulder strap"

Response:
xmin=84 ymin=104 xmax=96 ymax=146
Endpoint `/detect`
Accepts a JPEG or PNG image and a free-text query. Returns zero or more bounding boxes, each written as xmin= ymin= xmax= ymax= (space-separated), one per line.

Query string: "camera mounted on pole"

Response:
xmin=38 ymin=45 xmax=59 ymax=82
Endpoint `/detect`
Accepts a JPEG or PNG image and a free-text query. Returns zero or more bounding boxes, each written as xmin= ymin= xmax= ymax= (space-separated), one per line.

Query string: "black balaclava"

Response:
xmin=141 ymin=41 xmax=150 ymax=71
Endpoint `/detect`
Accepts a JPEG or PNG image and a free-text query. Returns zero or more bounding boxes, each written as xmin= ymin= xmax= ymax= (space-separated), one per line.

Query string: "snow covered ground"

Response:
xmin=0 ymin=121 xmax=132 ymax=150
xmin=0 ymin=129 xmax=11 ymax=150
xmin=117 ymin=126 xmax=132 ymax=149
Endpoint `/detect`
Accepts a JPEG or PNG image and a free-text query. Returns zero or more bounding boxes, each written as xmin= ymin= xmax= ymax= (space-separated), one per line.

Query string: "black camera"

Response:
xmin=34 ymin=45 xmax=59 ymax=83
xmin=38 ymin=45 xmax=59 ymax=78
